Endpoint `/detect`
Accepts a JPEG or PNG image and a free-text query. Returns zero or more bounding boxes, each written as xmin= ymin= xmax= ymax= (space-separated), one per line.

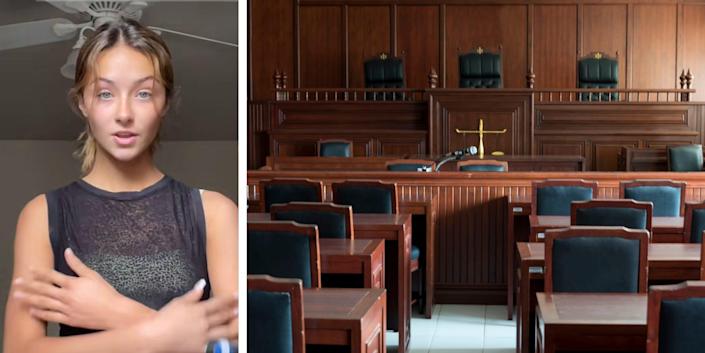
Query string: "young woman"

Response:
xmin=3 ymin=18 xmax=237 ymax=353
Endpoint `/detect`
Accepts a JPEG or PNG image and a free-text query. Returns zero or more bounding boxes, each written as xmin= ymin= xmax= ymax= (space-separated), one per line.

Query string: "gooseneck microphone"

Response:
xmin=434 ymin=146 xmax=478 ymax=171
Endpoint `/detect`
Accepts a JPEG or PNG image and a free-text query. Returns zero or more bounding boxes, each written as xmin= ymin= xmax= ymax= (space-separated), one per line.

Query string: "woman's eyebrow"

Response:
xmin=96 ymin=76 xmax=155 ymax=86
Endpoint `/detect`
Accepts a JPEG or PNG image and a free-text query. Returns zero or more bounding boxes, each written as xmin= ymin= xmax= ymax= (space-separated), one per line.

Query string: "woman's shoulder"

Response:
xmin=200 ymin=190 xmax=237 ymax=214
xmin=16 ymin=194 xmax=49 ymax=234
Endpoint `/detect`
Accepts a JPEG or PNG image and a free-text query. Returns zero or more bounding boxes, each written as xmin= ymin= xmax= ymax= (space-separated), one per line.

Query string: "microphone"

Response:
xmin=434 ymin=146 xmax=478 ymax=171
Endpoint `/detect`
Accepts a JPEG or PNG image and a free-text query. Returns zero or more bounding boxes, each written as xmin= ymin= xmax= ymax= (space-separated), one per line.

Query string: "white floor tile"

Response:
xmin=388 ymin=304 xmax=517 ymax=353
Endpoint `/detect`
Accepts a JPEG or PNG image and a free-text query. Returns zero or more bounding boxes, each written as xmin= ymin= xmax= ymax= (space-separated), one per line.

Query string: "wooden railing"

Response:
xmin=534 ymin=88 xmax=695 ymax=104
xmin=273 ymin=88 xmax=427 ymax=102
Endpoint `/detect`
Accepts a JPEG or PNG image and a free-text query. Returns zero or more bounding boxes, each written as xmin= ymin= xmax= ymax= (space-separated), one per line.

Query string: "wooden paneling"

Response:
xmin=632 ymin=4 xmax=677 ymax=89
xmin=535 ymin=103 xmax=703 ymax=170
xmin=582 ymin=4 xmax=628 ymax=88
xmin=248 ymin=170 xmax=705 ymax=303
xmin=445 ymin=5 xmax=527 ymax=88
xmin=428 ymin=91 xmax=533 ymax=155
xmin=249 ymin=0 xmax=294 ymax=100
xmin=272 ymin=102 xmax=427 ymax=131
xmin=533 ymin=5 xmax=578 ymax=88
xmin=270 ymin=131 xmax=426 ymax=157
xmin=683 ymin=4 xmax=705 ymax=101
xmin=250 ymin=0 xmax=701 ymax=98
xmin=248 ymin=101 xmax=272 ymax=169
xmin=300 ymin=6 xmax=345 ymax=88
xmin=396 ymin=5 xmax=440 ymax=89
xmin=348 ymin=6 xmax=392 ymax=88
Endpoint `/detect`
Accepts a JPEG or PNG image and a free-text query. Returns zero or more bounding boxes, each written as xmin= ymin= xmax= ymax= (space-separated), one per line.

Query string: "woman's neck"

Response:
xmin=82 ymin=149 xmax=164 ymax=192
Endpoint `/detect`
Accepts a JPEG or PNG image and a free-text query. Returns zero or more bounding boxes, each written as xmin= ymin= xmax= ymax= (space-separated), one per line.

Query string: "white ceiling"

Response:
xmin=0 ymin=0 xmax=237 ymax=140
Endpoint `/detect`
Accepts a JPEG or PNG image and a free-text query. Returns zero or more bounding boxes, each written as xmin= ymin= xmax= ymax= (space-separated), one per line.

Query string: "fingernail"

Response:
xmin=65 ymin=248 xmax=73 ymax=255
xmin=193 ymin=278 xmax=206 ymax=290
xmin=14 ymin=291 xmax=24 ymax=299
xmin=14 ymin=277 xmax=22 ymax=284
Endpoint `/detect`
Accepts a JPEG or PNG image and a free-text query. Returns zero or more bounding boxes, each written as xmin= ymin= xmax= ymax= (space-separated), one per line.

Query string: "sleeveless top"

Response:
xmin=45 ymin=175 xmax=210 ymax=336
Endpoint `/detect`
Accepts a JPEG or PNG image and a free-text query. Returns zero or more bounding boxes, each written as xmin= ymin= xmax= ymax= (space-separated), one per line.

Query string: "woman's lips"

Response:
xmin=113 ymin=133 xmax=137 ymax=146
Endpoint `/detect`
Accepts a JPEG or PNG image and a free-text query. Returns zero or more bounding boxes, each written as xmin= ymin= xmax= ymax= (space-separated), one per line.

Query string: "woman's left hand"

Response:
xmin=12 ymin=248 xmax=154 ymax=330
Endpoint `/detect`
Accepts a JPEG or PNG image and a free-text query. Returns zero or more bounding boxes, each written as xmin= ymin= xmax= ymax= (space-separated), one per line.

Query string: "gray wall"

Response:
xmin=0 ymin=140 xmax=238 ymax=346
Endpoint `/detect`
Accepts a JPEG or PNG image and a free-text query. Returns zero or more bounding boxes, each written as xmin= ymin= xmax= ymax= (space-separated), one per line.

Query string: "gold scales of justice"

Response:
xmin=455 ymin=118 xmax=507 ymax=159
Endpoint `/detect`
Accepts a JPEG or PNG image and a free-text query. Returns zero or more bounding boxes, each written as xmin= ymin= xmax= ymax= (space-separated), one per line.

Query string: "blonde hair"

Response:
xmin=68 ymin=18 xmax=175 ymax=175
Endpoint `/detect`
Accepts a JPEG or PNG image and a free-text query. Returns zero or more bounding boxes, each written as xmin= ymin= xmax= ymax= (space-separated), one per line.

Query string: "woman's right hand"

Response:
xmin=139 ymin=280 xmax=238 ymax=353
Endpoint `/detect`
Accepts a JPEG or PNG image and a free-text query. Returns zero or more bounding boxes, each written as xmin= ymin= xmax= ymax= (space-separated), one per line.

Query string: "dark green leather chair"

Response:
xmin=260 ymin=179 xmax=324 ymax=212
xmin=332 ymin=180 xmax=398 ymax=215
xmin=247 ymin=221 xmax=320 ymax=288
xmin=248 ymin=275 xmax=305 ymax=353
xmin=317 ymin=139 xmax=352 ymax=157
xmin=271 ymin=202 xmax=353 ymax=239
xmin=685 ymin=202 xmax=705 ymax=243
xmin=332 ymin=180 xmax=426 ymax=314
xmin=386 ymin=159 xmax=436 ymax=172
xmin=668 ymin=144 xmax=703 ymax=172
xmin=457 ymin=159 xmax=508 ymax=172
xmin=532 ymin=179 xmax=598 ymax=216
xmin=646 ymin=282 xmax=705 ymax=353
xmin=620 ymin=180 xmax=685 ymax=217
xmin=578 ymin=52 xmax=619 ymax=101
xmin=364 ymin=53 xmax=404 ymax=101
xmin=545 ymin=226 xmax=648 ymax=293
xmin=458 ymin=47 xmax=502 ymax=88
xmin=571 ymin=199 xmax=653 ymax=235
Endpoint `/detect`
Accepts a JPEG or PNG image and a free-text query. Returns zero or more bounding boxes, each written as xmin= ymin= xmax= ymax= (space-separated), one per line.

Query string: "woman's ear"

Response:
xmin=77 ymin=97 xmax=88 ymax=118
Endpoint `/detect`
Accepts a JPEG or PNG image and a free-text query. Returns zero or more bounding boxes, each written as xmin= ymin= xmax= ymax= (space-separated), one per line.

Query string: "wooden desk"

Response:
xmin=320 ymin=238 xmax=385 ymax=289
xmin=250 ymin=170 xmax=705 ymax=310
xmin=529 ymin=215 xmax=685 ymax=243
xmin=249 ymin=194 xmax=437 ymax=319
xmin=507 ymin=195 xmax=685 ymax=320
xmin=304 ymin=288 xmax=387 ymax=353
xmin=265 ymin=155 xmax=585 ymax=172
xmin=535 ymin=293 xmax=647 ymax=353
xmin=250 ymin=212 xmax=412 ymax=353
xmin=401 ymin=198 xmax=436 ymax=318
xmin=517 ymin=242 xmax=700 ymax=353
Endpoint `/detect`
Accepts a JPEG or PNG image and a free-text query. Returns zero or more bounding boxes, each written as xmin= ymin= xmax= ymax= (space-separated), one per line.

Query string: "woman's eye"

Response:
xmin=137 ymin=91 xmax=152 ymax=100
xmin=97 ymin=91 xmax=113 ymax=100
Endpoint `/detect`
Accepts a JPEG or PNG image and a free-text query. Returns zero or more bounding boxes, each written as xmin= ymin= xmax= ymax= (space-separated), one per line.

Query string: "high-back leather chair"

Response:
xmin=684 ymin=202 xmax=705 ymax=243
xmin=332 ymin=180 xmax=399 ymax=214
xmin=248 ymin=275 xmax=305 ymax=353
xmin=457 ymin=159 xmax=508 ymax=172
xmin=571 ymin=199 xmax=653 ymax=235
xmin=578 ymin=51 xmax=619 ymax=101
xmin=544 ymin=226 xmax=649 ymax=294
xmin=386 ymin=159 xmax=436 ymax=172
xmin=364 ymin=52 xmax=404 ymax=101
xmin=619 ymin=180 xmax=686 ymax=217
xmin=271 ymin=202 xmax=354 ymax=239
xmin=668 ymin=144 xmax=703 ymax=172
xmin=646 ymin=281 xmax=705 ymax=353
xmin=259 ymin=178 xmax=324 ymax=212
xmin=248 ymin=221 xmax=321 ymax=288
xmin=532 ymin=179 xmax=599 ymax=216
xmin=317 ymin=139 xmax=353 ymax=157
xmin=458 ymin=46 xmax=502 ymax=88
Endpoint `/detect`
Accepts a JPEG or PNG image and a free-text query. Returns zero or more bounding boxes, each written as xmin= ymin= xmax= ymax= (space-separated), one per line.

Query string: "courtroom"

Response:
xmin=246 ymin=1 xmax=705 ymax=353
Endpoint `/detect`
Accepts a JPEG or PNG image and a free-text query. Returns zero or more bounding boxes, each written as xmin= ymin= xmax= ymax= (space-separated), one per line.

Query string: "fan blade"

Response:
xmin=41 ymin=1 xmax=85 ymax=14
xmin=0 ymin=18 xmax=76 ymax=51
xmin=123 ymin=1 xmax=148 ymax=13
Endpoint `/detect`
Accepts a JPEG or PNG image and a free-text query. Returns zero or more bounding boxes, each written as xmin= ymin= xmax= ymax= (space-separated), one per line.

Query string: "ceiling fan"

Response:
xmin=0 ymin=0 xmax=237 ymax=79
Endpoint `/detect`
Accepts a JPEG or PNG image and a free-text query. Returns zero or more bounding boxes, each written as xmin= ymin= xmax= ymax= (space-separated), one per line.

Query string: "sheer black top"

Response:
xmin=45 ymin=175 xmax=209 ymax=336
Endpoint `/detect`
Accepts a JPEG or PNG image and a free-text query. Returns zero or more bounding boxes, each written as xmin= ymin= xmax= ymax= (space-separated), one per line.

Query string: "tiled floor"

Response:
xmin=385 ymin=305 xmax=516 ymax=353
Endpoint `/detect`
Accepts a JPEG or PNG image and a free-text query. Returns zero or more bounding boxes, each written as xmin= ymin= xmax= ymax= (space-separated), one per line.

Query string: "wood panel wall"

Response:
xmin=249 ymin=0 xmax=705 ymax=101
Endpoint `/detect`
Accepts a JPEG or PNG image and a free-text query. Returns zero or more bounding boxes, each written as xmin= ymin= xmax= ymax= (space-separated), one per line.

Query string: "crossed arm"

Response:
xmin=3 ymin=192 xmax=238 ymax=353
